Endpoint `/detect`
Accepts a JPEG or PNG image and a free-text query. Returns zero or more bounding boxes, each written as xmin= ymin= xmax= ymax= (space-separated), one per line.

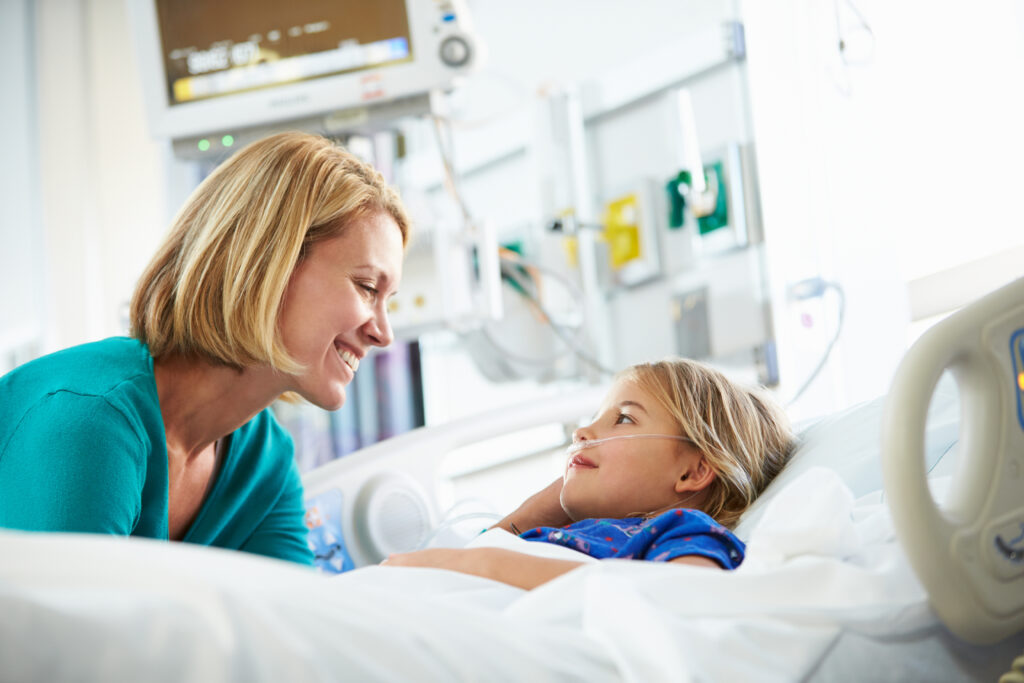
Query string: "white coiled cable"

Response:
xmin=417 ymin=510 xmax=504 ymax=551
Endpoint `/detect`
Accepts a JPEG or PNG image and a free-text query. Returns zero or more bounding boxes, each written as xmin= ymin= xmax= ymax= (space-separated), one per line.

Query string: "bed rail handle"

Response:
xmin=882 ymin=276 xmax=1024 ymax=645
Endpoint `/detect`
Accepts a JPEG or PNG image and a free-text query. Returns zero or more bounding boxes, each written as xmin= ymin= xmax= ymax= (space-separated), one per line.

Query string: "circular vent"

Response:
xmin=355 ymin=473 xmax=432 ymax=563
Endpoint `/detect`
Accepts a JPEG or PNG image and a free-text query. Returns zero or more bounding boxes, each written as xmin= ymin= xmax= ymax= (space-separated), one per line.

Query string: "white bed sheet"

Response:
xmin=4 ymin=464 xmax=1020 ymax=682
xmin=5 ymin=374 xmax=1023 ymax=681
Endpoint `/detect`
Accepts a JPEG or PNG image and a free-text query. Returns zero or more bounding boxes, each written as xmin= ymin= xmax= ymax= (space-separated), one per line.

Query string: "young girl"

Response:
xmin=383 ymin=359 xmax=794 ymax=589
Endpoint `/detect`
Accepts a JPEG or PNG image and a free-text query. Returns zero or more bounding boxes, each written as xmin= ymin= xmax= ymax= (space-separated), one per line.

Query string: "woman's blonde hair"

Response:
xmin=622 ymin=359 xmax=794 ymax=528
xmin=130 ymin=131 xmax=410 ymax=373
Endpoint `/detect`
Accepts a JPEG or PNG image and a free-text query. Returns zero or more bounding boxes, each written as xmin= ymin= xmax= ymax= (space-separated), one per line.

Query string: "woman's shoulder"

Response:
xmin=0 ymin=337 xmax=160 ymax=440
xmin=2 ymin=337 xmax=152 ymax=394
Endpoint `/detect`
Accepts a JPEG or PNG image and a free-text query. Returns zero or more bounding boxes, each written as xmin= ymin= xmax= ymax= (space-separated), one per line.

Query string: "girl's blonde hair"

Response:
xmin=622 ymin=359 xmax=794 ymax=528
xmin=130 ymin=132 xmax=410 ymax=373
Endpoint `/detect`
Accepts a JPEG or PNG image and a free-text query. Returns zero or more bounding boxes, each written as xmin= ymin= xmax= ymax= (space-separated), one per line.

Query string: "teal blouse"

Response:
xmin=0 ymin=337 xmax=313 ymax=566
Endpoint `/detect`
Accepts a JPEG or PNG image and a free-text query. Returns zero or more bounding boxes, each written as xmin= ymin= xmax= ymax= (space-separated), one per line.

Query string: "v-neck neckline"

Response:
xmin=180 ymin=433 xmax=231 ymax=542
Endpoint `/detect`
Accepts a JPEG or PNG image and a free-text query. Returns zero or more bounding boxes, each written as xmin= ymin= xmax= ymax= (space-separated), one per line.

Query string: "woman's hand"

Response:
xmin=381 ymin=546 xmax=585 ymax=590
xmin=492 ymin=477 xmax=572 ymax=535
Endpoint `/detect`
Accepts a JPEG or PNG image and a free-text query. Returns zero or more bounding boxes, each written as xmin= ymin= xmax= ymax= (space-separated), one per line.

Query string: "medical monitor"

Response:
xmin=129 ymin=0 xmax=478 ymax=142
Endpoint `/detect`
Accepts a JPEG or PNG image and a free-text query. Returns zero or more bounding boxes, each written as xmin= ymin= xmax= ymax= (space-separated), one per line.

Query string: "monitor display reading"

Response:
xmin=156 ymin=0 xmax=413 ymax=106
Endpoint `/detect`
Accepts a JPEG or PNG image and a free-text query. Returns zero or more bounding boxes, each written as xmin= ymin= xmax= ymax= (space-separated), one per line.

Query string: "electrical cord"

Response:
xmin=431 ymin=114 xmax=473 ymax=225
xmin=417 ymin=511 xmax=504 ymax=551
xmin=432 ymin=112 xmax=568 ymax=372
xmin=544 ymin=307 xmax=618 ymax=378
xmin=476 ymin=258 xmax=579 ymax=368
xmin=501 ymin=248 xmax=586 ymax=311
xmin=483 ymin=251 xmax=617 ymax=378
xmin=430 ymin=69 xmax=534 ymax=130
xmin=833 ymin=0 xmax=875 ymax=66
xmin=786 ymin=278 xmax=846 ymax=406
xmin=828 ymin=0 xmax=875 ymax=96
xmin=431 ymin=110 xmax=614 ymax=378
xmin=504 ymin=257 xmax=616 ymax=377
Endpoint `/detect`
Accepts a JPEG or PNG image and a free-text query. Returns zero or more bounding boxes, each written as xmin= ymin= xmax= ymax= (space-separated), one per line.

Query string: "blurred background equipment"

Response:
xmin=8 ymin=0 xmax=1024 ymax=489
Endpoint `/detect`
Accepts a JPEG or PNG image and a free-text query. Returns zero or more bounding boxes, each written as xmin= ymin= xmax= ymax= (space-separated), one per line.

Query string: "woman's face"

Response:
xmin=560 ymin=378 xmax=700 ymax=521
xmin=277 ymin=211 xmax=403 ymax=410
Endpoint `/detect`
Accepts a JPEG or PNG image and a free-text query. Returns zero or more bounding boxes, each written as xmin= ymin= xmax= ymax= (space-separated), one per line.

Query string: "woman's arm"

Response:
xmin=382 ymin=547 xmax=585 ymax=590
xmin=490 ymin=477 xmax=572 ymax=534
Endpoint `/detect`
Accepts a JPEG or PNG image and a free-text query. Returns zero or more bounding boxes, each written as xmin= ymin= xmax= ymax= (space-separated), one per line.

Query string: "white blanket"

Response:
xmin=0 ymin=468 xmax=1012 ymax=682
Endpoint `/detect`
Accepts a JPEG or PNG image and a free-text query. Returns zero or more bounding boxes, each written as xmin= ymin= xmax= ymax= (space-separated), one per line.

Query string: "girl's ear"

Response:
xmin=675 ymin=456 xmax=716 ymax=494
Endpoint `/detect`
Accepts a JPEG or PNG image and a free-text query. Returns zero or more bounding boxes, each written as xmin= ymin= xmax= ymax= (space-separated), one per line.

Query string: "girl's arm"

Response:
xmin=382 ymin=547 xmax=585 ymax=590
xmin=382 ymin=549 xmax=723 ymax=589
xmin=669 ymin=555 xmax=723 ymax=569
xmin=490 ymin=478 xmax=572 ymax=534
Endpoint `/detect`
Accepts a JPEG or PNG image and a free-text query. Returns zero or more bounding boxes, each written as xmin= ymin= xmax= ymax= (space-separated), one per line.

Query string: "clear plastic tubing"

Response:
xmin=566 ymin=434 xmax=692 ymax=455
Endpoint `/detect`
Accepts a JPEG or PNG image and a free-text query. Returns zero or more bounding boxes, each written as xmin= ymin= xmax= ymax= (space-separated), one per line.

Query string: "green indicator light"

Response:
xmin=197 ymin=138 xmax=211 ymax=152
xmin=222 ymin=135 xmax=234 ymax=147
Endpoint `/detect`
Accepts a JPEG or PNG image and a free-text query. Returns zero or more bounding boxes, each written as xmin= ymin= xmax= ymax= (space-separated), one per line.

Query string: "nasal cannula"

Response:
xmin=566 ymin=434 xmax=693 ymax=455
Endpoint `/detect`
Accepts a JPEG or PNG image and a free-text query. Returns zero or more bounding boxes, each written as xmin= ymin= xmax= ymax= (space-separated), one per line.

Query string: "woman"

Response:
xmin=384 ymin=358 xmax=794 ymax=588
xmin=0 ymin=132 xmax=410 ymax=565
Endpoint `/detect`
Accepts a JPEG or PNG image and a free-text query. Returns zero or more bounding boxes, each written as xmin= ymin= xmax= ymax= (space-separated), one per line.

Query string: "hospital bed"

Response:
xmin=2 ymin=278 xmax=1024 ymax=682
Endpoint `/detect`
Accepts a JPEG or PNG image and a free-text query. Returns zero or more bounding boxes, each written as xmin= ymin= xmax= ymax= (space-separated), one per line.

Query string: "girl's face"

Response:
xmin=277 ymin=211 xmax=403 ymax=410
xmin=560 ymin=377 xmax=702 ymax=521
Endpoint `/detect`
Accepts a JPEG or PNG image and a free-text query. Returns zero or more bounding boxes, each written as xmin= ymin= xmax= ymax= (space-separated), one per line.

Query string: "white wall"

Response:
xmin=34 ymin=0 xmax=167 ymax=352
xmin=743 ymin=0 xmax=1024 ymax=420
xmin=0 ymin=0 xmax=45 ymax=371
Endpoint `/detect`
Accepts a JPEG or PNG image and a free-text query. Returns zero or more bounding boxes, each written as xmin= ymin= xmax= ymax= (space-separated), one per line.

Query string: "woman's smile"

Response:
xmin=333 ymin=339 xmax=361 ymax=378
xmin=336 ymin=346 xmax=360 ymax=373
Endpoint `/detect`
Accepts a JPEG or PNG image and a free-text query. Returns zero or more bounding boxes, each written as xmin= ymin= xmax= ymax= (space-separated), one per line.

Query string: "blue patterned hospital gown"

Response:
xmin=519 ymin=508 xmax=745 ymax=569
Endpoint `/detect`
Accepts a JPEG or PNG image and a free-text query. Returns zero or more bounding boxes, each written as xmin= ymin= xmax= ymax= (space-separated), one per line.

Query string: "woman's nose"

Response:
xmin=365 ymin=305 xmax=394 ymax=348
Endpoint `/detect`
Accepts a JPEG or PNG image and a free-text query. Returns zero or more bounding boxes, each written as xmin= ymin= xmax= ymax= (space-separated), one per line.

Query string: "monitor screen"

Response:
xmin=130 ymin=0 xmax=478 ymax=142
xmin=156 ymin=1 xmax=413 ymax=107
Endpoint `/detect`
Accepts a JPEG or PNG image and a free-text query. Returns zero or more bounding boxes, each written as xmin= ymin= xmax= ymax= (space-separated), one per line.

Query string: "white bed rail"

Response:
xmin=882 ymin=275 xmax=1024 ymax=645
xmin=303 ymin=384 xmax=607 ymax=567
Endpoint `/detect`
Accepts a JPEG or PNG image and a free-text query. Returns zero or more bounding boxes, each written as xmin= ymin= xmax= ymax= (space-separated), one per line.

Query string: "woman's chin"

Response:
xmin=301 ymin=386 xmax=347 ymax=412
xmin=322 ymin=398 xmax=345 ymax=412
xmin=322 ymin=392 xmax=347 ymax=412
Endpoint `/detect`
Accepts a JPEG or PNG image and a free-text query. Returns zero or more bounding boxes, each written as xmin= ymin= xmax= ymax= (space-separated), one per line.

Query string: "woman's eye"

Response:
xmin=359 ymin=283 xmax=379 ymax=301
xmin=615 ymin=413 xmax=635 ymax=425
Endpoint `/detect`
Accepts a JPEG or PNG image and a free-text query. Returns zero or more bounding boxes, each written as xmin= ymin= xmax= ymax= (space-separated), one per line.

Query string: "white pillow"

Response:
xmin=734 ymin=373 xmax=960 ymax=541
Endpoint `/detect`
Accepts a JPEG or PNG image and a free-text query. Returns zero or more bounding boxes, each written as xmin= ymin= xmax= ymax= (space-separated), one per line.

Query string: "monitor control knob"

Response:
xmin=439 ymin=35 xmax=471 ymax=67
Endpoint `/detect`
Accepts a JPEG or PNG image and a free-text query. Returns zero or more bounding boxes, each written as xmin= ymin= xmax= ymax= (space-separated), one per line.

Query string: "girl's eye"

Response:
xmin=359 ymin=283 xmax=379 ymax=301
xmin=615 ymin=413 xmax=635 ymax=425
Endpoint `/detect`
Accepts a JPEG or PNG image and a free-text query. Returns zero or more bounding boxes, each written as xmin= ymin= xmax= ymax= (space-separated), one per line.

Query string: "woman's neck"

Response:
xmin=153 ymin=354 xmax=285 ymax=460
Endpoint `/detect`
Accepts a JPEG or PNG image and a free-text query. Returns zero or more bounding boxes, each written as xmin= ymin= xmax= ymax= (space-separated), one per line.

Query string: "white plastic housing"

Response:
xmin=882 ymin=276 xmax=1024 ymax=645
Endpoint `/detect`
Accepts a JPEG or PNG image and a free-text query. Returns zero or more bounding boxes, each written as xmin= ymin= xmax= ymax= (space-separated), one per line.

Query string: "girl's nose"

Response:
xmin=572 ymin=424 xmax=593 ymax=443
